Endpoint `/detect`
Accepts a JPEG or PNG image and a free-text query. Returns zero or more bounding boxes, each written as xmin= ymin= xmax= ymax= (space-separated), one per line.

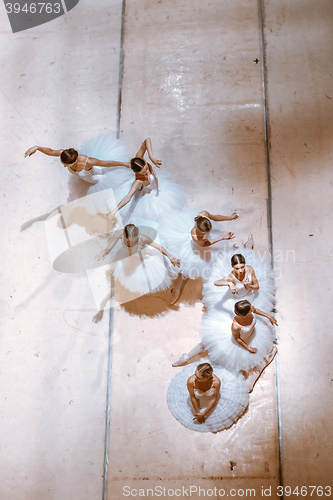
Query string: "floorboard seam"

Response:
xmin=258 ymin=0 xmax=284 ymax=495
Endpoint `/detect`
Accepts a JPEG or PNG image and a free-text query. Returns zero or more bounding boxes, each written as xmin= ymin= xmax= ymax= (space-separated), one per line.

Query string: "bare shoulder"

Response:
xmin=212 ymin=375 xmax=221 ymax=389
xmin=187 ymin=374 xmax=195 ymax=387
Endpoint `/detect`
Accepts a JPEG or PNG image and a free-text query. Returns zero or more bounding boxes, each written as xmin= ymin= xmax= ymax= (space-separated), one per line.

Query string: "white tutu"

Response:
xmin=202 ymin=249 xmax=275 ymax=313
xmin=159 ymin=208 xmax=232 ymax=280
xmin=105 ymin=218 xmax=174 ymax=295
xmin=200 ymin=309 xmax=276 ymax=373
xmin=112 ymin=171 xmax=186 ymax=225
xmin=167 ymin=360 xmax=249 ymax=432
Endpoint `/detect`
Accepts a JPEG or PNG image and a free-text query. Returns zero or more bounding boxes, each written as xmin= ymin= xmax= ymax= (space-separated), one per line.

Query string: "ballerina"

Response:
xmin=92 ymin=222 xmax=180 ymax=321
xmin=172 ymin=299 xmax=277 ymax=378
xmin=167 ymin=361 xmax=249 ymax=432
xmin=159 ymin=209 xmax=238 ymax=305
xmin=202 ymin=244 xmax=275 ymax=314
xmin=105 ymin=138 xmax=185 ymax=224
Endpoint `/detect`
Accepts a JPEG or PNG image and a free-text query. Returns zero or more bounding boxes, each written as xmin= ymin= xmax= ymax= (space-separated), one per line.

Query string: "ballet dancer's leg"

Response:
xmin=172 ymin=342 xmax=208 ymax=367
xmin=170 ymin=273 xmax=189 ymax=305
xmin=244 ymin=233 xmax=254 ymax=249
xmin=245 ymin=347 xmax=277 ymax=392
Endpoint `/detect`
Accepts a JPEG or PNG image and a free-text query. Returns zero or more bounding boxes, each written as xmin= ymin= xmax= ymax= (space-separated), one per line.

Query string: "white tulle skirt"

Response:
xmin=200 ymin=309 xmax=276 ymax=373
xmin=159 ymin=208 xmax=232 ymax=279
xmin=202 ymin=249 xmax=275 ymax=314
xmin=104 ymin=218 xmax=174 ymax=295
xmin=167 ymin=360 xmax=249 ymax=432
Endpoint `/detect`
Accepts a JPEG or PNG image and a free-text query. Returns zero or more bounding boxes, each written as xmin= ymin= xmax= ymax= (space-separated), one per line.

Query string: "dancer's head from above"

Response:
xmin=194 ymin=215 xmax=212 ymax=235
xmin=231 ymin=253 xmax=246 ymax=278
xmin=123 ymin=223 xmax=139 ymax=246
xmin=195 ymin=362 xmax=213 ymax=381
xmin=234 ymin=300 xmax=252 ymax=316
xmin=60 ymin=148 xmax=78 ymax=167
xmin=130 ymin=157 xmax=147 ymax=173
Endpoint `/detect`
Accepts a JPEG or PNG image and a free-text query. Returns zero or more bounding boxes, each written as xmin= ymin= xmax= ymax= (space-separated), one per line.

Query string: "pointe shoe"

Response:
xmin=244 ymin=234 xmax=254 ymax=249
xmin=172 ymin=353 xmax=189 ymax=367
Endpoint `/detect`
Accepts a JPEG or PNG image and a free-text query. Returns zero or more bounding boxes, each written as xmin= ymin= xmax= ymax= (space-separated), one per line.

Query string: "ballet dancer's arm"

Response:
xmin=204 ymin=232 xmax=235 ymax=246
xmin=244 ymin=266 xmax=259 ymax=291
xmin=214 ymin=273 xmax=237 ymax=293
xmin=197 ymin=377 xmax=221 ymax=422
xmin=86 ymin=157 xmax=131 ymax=169
xmin=92 ymin=292 xmax=112 ymax=323
xmin=96 ymin=230 xmax=123 ymax=260
xmin=199 ymin=210 xmax=238 ymax=221
xmin=252 ymin=307 xmax=278 ymax=326
xmin=108 ymin=179 xmax=146 ymax=219
xmin=25 ymin=146 xmax=63 ymax=157
xmin=135 ymin=138 xmax=162 ymax=167
xmin=187 ymin=376 xmax=201 ymax=415
xmin=232 ymin=322 xmax=258 ymax=353
xmin=140 ymin=235 xmax=180 ymax=267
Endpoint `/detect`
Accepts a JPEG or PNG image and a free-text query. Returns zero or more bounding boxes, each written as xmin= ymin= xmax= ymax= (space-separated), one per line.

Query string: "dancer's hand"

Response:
xmin=229 ymin=212 xmax=239 ymax=220
xmin=249 ymin=346 xmax=258 ymax=354
xmin=194 ymin=413 xmax=206 ymax=424
xmin=223 ymin=232 xmax=235 ymax=240
xmin=170 ymin=257 xmax=180 ymax=267
xmin=269 ymin=316 xmax=278 ymax=326
xmin=149 ymin=156 xmax=162 ymax=168
xmin=92 ymin=310 xmax=104 ymax=323
xmin=229 ymin=282 xmax=237 ymax=294
xmin=25 ymin=146 xmax=38 ymax=157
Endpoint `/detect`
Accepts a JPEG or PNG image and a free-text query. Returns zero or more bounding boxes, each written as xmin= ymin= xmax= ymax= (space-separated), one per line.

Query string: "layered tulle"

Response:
xmin=202 ymin=249 xmax=275 ymax=313
xmin=200 ymin=308 xmax=276 ymax=373
xmin=167 ymin=359 xmax=249 ymax=432
xmin=159 ymin=208 xmax=233 ymax=279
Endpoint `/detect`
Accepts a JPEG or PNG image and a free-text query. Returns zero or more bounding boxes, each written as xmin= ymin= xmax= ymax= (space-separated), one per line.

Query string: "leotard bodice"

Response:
xmin=235 ymin=316 xmax=256 ymax=342
xmin=67 ymin=158 xmax=105 ymax=185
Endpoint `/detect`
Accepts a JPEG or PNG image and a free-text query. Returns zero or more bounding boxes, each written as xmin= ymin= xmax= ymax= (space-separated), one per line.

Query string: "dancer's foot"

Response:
xmin=247 ymin=347 xmax=278 ymax=393
xmin=244 ymin=233 xmax=254 ymax=249
xmin=172 ymin=353 xmax=189 ymax=367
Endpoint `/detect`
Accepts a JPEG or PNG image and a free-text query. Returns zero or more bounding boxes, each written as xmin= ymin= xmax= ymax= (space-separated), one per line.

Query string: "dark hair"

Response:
xmin=234 ymin=300 xmax=252 ymax=316
xmin=124 ymin=224 xmax=139 ymax=239
xmin=130 ymin=157 xmax=146 ymax=172
xmin=194 ymin=215 xmax=212 ymax=232
xmin=231 ymin=253 xmax=246 ymax=267
xmin=196 ymin=363 xmax=213 ymax=378
xmin=61 ymin=148 xmax=78 ymax=164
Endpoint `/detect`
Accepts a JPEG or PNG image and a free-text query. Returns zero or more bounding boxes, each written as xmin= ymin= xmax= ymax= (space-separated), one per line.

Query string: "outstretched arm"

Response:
xmin=204 ymin=232 xmax=235 ymax=246
xmin=141 ymin=235 xmax=180 ymax=267
xmin=25 ymin=146 xmax=63 ymax=158
xmin=96 ymin=230 xmax=123 ymax=260
xmin=92 ymin=292 xmax=112 ymax=323
xmin=135 ymin=138 xmax=161 ymax=167
xmin=253 ymin=307 xmax=278 ymax=325
xmin=86 ymin=157 xmax=131 ymax=169
xmin=199 ymin=210 xmax=238 ymax=221
xmin=214 ymin=274 xmax=237 ymax=293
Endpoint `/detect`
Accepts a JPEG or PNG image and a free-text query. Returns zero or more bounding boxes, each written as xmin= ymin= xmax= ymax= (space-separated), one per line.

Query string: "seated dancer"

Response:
xmin=106 ymin=138 xmax=185 ymax=223
xmin=202 ymin=245 xmax=275 ymax=314
xmin=172 ymin=300 xmax=277 ymax=391
xmin=93 ymin=223 xmax=180 ymax=321
xmin=159 ymin=209 xmax=238 ymax=305
xmin=167 ymin=361 xmax=249 ymax=432
xmin=25 ymin=135 xmax=133 ymax=213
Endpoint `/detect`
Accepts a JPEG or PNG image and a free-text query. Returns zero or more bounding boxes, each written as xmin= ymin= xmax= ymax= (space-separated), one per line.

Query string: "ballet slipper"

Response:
xmin=172 ymin=353 xmax=189 ymax=367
